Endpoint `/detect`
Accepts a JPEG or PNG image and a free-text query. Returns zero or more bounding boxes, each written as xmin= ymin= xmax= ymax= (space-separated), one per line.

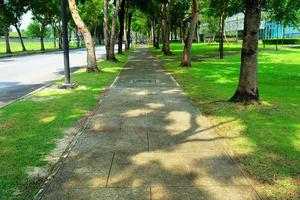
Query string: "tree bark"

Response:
xmin=180 ymin=0 xmax=199 ymax=67
xmin=15 ymin=24 xmax=26 ymax=51
xmin=276 ymin=21 xmax=279 ymax=51
xmin=219 ymin=0 xmax=228 ymax=59
xmin=161 ymin=1 xmax=172 ymax=55
xmin=230 ymin=0 xmax=261 ymax=104
xmin=109 ymin=0 xmax=120 ymax=60
xmin=40 ymin=25 xmax=45 ymax=51
xmin=52 ymin=25 xmax=57 ymax=48
xmin=155 ymin=22 xmax=160 ymax=49
xmin=118 ymin=0 xmax=126 ymax=54
xmin=104 ymin=0 xmax=110 ymax=59
xmin=68 ymin=0 xmax=99 ymax=72
xmin=125 ymin=12 xmax=132 ymax=50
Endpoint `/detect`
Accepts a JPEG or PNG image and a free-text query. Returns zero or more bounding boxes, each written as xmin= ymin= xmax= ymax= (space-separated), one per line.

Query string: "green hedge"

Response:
xmin=263 ymin=38 xmax=300 ymax=45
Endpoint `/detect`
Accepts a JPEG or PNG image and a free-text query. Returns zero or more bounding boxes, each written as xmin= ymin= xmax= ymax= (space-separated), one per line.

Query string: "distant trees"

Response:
xmin=26 ymin=21 xmax=51 ymax=38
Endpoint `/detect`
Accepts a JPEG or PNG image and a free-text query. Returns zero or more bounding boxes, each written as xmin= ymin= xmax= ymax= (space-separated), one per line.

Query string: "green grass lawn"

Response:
xmin=150 ymin=43 xmax=300 ymax=199
xmin=0 ymin=41 xmax=77 ymax=57
xmin=0 ymin=50 xmax=132 ymax=199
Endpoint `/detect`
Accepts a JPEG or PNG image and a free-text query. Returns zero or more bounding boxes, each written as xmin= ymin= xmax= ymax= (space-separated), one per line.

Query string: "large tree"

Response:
xmin=180 ymin=0 xmax=199 ymax=67
xmin=230 ymin=0 xmax=261 ymax=103
xmin=68 ymin=0 xmax=99 ymax=72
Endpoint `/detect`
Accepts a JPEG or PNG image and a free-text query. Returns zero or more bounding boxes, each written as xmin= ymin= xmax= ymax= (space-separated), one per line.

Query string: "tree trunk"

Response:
xmin=155 ymin=22 xmax=160 ymax=49
xmin=15 ymin=24 xmax=26 ymax=51
xmin=68 ymin=0 xmax=99 ymax=72
xmin=276 ymin=21 xmax=279 ymax=51
xmin=109 ymin=0 xmax=120 ymax=60
xmin=53 ymin=25 xmax=57 ymax=48
xmin=126 ymin=12 xmax=132 ymax=50
xmin=282 ymin=26 xmax=286 ymax=45
xmin=1 ymin=1 xmax=12 ymax=54
xmin=161 ymin=1 xmax=172 ymax=55
xmin=76 ymin=29 xmax=80 ymax=48
xmin=180 ymin=0 xmax=199 ymax=67
xmin=40 ymin=25 xmax=45 ymax=51
xmin=219 ymin=0 xmax=228 ymax=59
xmin=118 ymin=0 xmax=126 ymax=54
xmin=230 ymin=0 xmax=261 ymax=104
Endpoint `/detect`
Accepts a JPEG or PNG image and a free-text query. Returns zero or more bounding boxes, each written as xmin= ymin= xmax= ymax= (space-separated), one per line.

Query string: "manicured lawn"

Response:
xmin=0 ymin=41 xmax=77 ymax=57
xmin=0 ymin=50 xmax=132 ymax=199
xmin=150 ymin=43 xmax=300 ymax=199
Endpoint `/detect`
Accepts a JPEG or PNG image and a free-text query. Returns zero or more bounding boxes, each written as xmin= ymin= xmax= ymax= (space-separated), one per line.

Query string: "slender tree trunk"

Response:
xmin=155 ymin=22 xmax=160 ymax=49
xmin=180 ymin=0 xmax=199 ymax=67
xmin=276 ymin=21 xmax=279 ymax=51
xmin=282 ymin=26 xmax=286 ymax=45
xmin=230 ymin=0 xmax=261 ymax=104
xmin=118 ymin=0 xmax=126 ymax=54
xmin=109 ymin=0 xmax=120 ymax=60
xmin=1 ymin=1 xmax=12 ymax=54
xmin=219 ymin=0 xmax=228 ymax=59
xmin=76 ymin=29 xmax=80 ymax=48
xmin=4 ymin=27 xmax=11 ymax=53
xmin=68 ymin=0 xmax=99 ymax=72
xmin=161 ymin=1 xmax=172 ymax=55
xmin=180 ymin=18 xmax=184 ymax=44
xmin=53 ymin=25 xmax=57 ymax=48
xmin=40 ymin=25 xmax=45 ymax=51
xmin=125 ymin=12 xmax=132 ymax=50
xmin=104 ymin=0 xmax=110 ymax=59
xmin=14 ymin=24 xmax=26 ymax=51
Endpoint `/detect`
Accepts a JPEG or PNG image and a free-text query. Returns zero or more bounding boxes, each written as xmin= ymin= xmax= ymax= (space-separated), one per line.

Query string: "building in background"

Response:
xmin=225 ymin=13 xmax=300 ymax=40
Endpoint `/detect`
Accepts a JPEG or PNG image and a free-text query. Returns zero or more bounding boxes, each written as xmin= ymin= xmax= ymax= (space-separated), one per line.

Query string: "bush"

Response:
xmin=263 ymin=38 xmax=300 ymax=45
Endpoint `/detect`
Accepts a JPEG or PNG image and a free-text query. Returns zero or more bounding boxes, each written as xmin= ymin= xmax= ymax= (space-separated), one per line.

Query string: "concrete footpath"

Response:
xmin=40 ymin=47 xmax=261 ymax=200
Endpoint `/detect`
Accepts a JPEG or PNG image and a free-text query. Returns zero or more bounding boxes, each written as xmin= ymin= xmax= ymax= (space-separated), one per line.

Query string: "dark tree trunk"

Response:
xmin=15 ymin=24 xmax=26 ymax=51
xmin=53 ymin=25 xmax=57 ymax=48
xmin=40 ymin=25 xmax=45 ymax=51
xmin=125 ymin=12 xmax=132 ymax=50
xmin=276 ymin=22 xmax=279 ymax=51
xmin=219 ymin=0 xmax=228 ymax=59
xmin=109 ymin=0 xmax=120 ymax=60
xmin=161 ymin=1 xmax=172 ymax=55
xmin=180 ymin=0 xmax=199 ymax=67
xmin=118 ymin=0 xmax=126 ymax=54
xmin=76 ymin=29 xmax=80 ymax=48
xmin=4 ymin=27 xmax=11 ymax=53
xmin=104 ymin=0 xmax=112 ymax=60
xmin=230 ymin=0 xmax=261 ymax=104
xmin=155 ymin=22 xmax=160 ymax=49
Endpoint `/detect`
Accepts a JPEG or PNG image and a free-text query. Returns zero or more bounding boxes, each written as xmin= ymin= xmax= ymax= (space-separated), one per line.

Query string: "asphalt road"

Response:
xmin=0 ymin=45 xmax=108 ymax=107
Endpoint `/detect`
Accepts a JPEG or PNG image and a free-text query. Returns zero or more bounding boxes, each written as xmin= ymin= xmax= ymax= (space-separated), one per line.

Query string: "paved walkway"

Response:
xmin=41 ymin=47 xmax=261 ymax=200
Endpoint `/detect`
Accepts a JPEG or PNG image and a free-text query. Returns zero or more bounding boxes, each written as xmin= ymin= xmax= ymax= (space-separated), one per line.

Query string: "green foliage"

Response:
xmin=131 ymin=11 xmax=147 ymax=34
xmin=266 ymin=0 xmax=300 ymax=27
xmin=78 ymin=0 xmax=104 ymax=29
xmin=24 ymin=21 xmax=51 ymax=38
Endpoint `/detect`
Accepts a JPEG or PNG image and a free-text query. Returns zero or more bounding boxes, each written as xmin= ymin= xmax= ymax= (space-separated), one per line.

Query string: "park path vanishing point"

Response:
xmin=40 ymin=47 xmax=261 ymax=200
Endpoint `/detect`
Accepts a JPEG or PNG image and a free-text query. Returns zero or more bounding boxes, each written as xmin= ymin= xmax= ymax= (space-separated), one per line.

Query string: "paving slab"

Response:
xmin=40 ymin=47 xmax=261 ymax=200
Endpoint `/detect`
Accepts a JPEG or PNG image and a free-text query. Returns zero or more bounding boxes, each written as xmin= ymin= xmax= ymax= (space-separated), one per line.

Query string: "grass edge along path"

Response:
xmin=0 ymin=49 xmax=133 ymax=199
xmin=149 ymin=43 xmax=300 ymax=200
